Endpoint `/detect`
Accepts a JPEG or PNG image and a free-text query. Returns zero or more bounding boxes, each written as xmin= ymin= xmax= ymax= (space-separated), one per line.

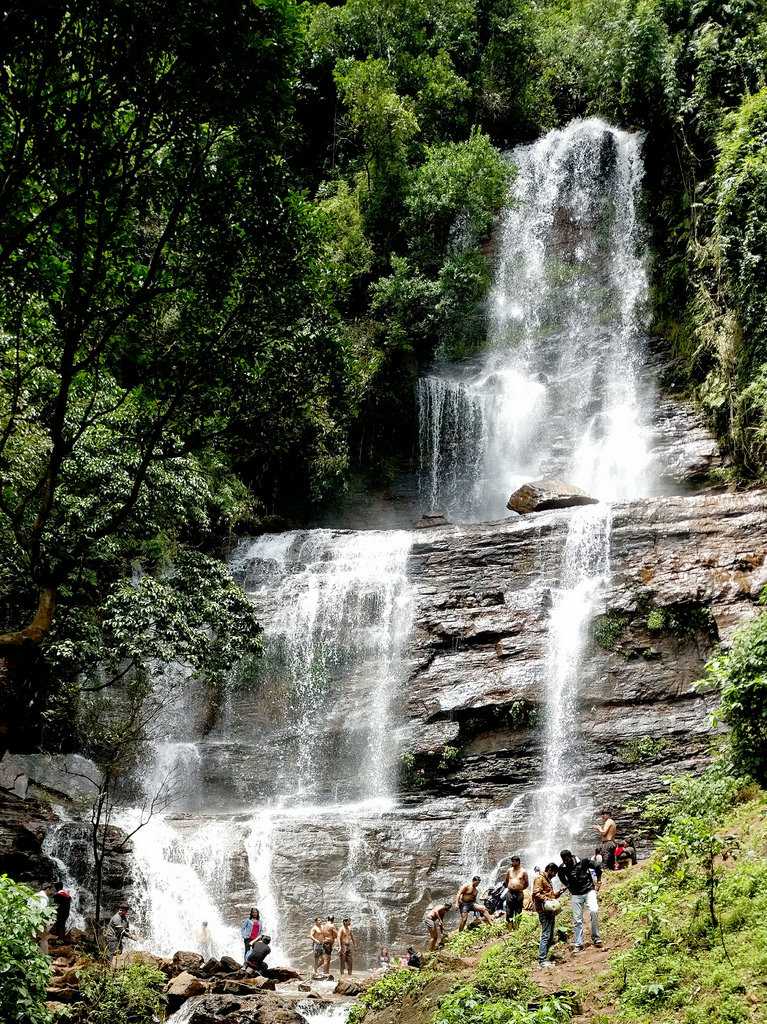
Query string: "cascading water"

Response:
xmin=435 ymin=120 xmax=656 ymax=873
xmin=127 ymin=529 xmax=414 ymax=966
xmin=419 ymin=119 xmax=653 ymax=520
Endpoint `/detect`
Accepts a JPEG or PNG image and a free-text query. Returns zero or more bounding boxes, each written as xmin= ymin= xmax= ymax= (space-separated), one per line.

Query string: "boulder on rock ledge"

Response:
xmin=165 ymin=971 xmax=207 ymax=1011
xmin=507 ymin=479 xmax=598 ymax=514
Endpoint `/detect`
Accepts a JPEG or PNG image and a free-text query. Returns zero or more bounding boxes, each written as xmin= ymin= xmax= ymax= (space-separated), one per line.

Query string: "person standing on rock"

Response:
xmin=424 ymin=902 xmax=452 ymax=950
xmin=52 ymin=881 xmax=72 ymax=940
xmin=338 ymin=917 xmax=355 ymax=976
xmin=105 ymin=904 xmax=130 ymax=956
xmin=503 ymin=856 xmax=529 ymax=931
xmin=456 ymin=876 xmax=494 ymax=930
xmin=241 ymin=907 xmax=261 ymax=961
xmin=594 ymin=810 xmax=617 ymax=870
xmin=320 ymin=915 xmax=338 ymax=976
xmin=309 ymin=916 xmax=324 ymax=973
xmin=196 ymin=920 xmax=212 ymax=960
xmin=558 ymin=850 xmax=602 ymax=951
xmin=532 ymin=863 xmax=560 ymax=967
xmin=246 ymin=933 xmax=271 ymax=976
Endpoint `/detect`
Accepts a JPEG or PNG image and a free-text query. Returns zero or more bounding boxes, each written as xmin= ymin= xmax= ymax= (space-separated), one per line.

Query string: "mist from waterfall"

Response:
xmin=419 ymin=119 xmax=652 ymax=521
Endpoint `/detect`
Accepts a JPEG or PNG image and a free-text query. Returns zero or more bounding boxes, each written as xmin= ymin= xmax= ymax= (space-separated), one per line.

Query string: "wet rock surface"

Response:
xmin=506 ymin=480 xmax=599 ymax=514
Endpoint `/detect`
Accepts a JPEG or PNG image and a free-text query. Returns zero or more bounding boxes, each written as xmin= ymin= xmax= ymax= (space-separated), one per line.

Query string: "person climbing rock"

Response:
xmin=105 ymin=904 xmax=130 ymax=956
xmin=503 ymin=856 xmax=529 ymax=930
xmin=558 ymin=850 xmax=602 ymax=950
xmin=52 ymin=881 xmax=72 ymax=940
xmin=309 ymin=916 xmax=324 ymax=973
xmin=423 ymin=902 xmax=452 ymax=950
xmin=246 ymin=934 xmax=271 ymax=976
xmin=320 ymin=915 xmax=338 ymax=976
xmin=594 ymin=809 xmax=617 ymax=869
xmin=338 ymin=917 xmax=355 ymax=975
xmin=241 ymin=907 xmax=261 ymax=961
xmin=532 ymin=863 xmax=560 ymax=967
xmin=456 ymin=876 xmax=494 ymax=930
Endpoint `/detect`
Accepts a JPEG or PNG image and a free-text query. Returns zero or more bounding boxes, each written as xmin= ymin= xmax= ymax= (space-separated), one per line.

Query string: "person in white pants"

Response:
xmin=557 ymin=849 xmax=603 ymax=951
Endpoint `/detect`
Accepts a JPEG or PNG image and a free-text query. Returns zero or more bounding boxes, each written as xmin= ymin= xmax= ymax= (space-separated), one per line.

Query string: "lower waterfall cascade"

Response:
xmin=47 ymin=117 xmax=735 ymax=970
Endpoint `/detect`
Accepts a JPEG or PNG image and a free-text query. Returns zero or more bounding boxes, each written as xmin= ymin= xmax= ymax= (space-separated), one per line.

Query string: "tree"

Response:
xmin=0 ymin=1 xmax=346 ymax=737
xmin=0 ymin=874 xmax=53 ymax=1024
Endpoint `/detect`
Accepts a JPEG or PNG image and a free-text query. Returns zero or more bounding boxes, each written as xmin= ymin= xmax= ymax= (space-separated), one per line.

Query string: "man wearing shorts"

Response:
xmin=338 ymin=917 xmax=354 ymax=975
xmin=309 ymin=917 xmax=323 ymax=974
xmin=320 ymin=916 xmax=338 ymax=976
xmin=455 ymin=876 xmax=493 ymax=931
xmin=503 ymin=856 xmax=529 ymax=930
xmin=423 ymin=902 xmax=452 ymax=950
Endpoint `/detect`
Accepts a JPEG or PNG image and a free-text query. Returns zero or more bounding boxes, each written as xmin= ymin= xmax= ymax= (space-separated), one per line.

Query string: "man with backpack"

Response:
xmin=557 ymin=849 xmax=603 ymax=951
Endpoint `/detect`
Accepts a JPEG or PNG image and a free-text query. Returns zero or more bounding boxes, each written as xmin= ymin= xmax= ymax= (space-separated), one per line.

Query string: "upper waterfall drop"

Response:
xmin=418 ymin=119 xmax=654 ymax=520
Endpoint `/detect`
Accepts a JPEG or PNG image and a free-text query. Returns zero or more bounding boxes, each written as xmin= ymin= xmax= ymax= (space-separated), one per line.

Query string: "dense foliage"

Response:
xmin=2 ymin=0 xmax=767 ymax=744
xmin=69 ymin=961 xmax=166 ymax=1024
xmin=0 ymin=876 xmax=53 ymax=1024
xmin=706 ymin=610 xmax=767 ymax=784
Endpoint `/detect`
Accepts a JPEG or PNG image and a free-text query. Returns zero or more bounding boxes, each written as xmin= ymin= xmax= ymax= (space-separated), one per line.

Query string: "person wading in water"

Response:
xmin=503 ymin=856 xmax=529 ymax=931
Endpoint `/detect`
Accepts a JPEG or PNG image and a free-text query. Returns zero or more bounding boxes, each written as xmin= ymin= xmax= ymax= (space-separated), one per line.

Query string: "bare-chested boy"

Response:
xmin=320 ymin=916 xmax=338 ymax=976
xmin=309 ymin=917 xmax=323 ymax=973
xmin=338 ymin=917 xmax=354 ymax=975
xmin=455 ymin=876 xmax=493 ymax=931
xmin=503 ymin=856 xmax=529 ymax=930
xmin=594 ymin=809 xmax=617 ymax=869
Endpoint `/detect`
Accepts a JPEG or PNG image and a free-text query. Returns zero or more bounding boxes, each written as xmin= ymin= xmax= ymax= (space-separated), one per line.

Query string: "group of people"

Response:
xmin=32 ymin=880 xmax=132 ymax=958
xmin=422 ymin=811 xmax=637 ymax=968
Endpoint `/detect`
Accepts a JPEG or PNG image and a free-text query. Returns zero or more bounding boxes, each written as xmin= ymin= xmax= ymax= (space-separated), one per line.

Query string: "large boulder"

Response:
xmin=165 ymin=971 xmax=207 ymax=1011
xmin=334 ymin=978 xmax=365 ymax=996
xmin=219 ymin=954 xmax=242 ymax=973
xmin=166 ymin=992 xmax=304 ymax=1024
xmin=264 ymin=966 xmax=301 ymax=984
xmin=172 ymin=950 xmax=205 ymax=975
xmin=506 ymin=479 xmax=598 ymax=514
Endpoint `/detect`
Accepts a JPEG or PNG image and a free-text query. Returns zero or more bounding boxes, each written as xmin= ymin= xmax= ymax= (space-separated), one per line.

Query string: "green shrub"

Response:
xmin=347 ymin=968 xmax=426 ymax=1024
xmin=619 ymin=736 xmax=669 ymax=765
xmin=646 ymin=608 xmax=665 ymax=632
xmin=444 ymin=920 xmax=507 ymax=955
xmin=0 ymin=876 xmax=53 ymax=1024
xmin=706 ymin=612 xmax=767 ymax=784
xmin=592 ymin=613 xmax=628 ymax=650
xmin=70 ymin=962 xmax=166 ymax=1024
xmin=434 ymin=984 xmax=572 ymax=1024
xmin=473 ymin=941 xmax=537 ymax=1000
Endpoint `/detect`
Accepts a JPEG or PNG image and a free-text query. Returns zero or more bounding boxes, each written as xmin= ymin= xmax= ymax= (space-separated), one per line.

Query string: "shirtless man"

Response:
xmin=338 ymin=917 xmax=355 ymax=976
xmin=309 ymin=917 xmax=323 ymax=973
xmin=423 ymin=902 xmax=452 ymax=950
xmin=455 ymin=876 xmax=493 ymax=931
xmin=503 ymin=856 xmax=529 ymax=930
xmin=594 ymin=810 xmax=617 ymax=869
xmin=320 ymin=916 xmax=338 ymax=976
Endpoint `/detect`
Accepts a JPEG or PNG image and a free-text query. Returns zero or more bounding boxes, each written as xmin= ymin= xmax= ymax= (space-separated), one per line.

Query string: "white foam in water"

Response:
xmin=418 ymin=118 xmax=653 ymax=519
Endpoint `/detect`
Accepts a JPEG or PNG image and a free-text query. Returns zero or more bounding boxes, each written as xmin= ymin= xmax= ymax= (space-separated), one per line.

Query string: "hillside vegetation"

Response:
xmin=351 ymin=765 xmax=767 ymax=1024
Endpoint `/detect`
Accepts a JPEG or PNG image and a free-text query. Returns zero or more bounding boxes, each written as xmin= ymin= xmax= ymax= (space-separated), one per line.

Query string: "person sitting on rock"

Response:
xmin=406 ymin=946 xmax=422 ymax=969
xmin=105 ymin=904 xmax=130 ymax=957
xmin=615 ymin=837 xmax=637 ymax=869
xmin=246 ymin=934 xmax=271 ymax=976
xmin=423 ymin=902 xmax=452 ymax=951
xmin=455 ymin=876 xmax=493 ymax=931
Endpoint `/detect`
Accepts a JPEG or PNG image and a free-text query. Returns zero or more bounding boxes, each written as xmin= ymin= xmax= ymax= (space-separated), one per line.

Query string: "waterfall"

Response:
xmin=418 ymin=119 xmax=652 ymax=520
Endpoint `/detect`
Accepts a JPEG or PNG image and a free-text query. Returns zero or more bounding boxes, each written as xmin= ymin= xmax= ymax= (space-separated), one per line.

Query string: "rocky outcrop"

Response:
xmin=507 ymin=480 xmax=598 ymax=514
xmin=0 ymin=789 xmax=56 ymax=886
xmin=168 ymin=993 xmax=306 ymax=1024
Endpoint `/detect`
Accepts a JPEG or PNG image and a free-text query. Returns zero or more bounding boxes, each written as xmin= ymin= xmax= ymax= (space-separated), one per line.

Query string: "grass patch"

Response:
xmin=347 ymin=968 xmax=428 ymax=1024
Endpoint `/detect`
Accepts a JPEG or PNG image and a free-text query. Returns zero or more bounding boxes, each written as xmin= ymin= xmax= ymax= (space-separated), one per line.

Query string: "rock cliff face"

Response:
xmin=137 ymin=490 xmax=766 ymax=964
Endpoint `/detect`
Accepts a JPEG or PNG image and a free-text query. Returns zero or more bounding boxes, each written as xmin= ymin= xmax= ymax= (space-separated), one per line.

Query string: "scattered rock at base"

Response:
xmin=199 ymin=957 xmax=222 ymax=976
xmin=172 ymin=950 xmax=205 ymax=975
xmin=166 ymin=971 xmax=207 ymax=1010
xmin=298 ymin=984 xmax=311 ymax=992
xmin=219 ymin=954 xmax=243 ymax=973
xmin=334 ymin=978 xmax=365 ymax=996
xmin=166 ymin=992 xmax=305 ymax=1024
xmin=113 ymin=950 xmax=165 ymax=972
xmin=506 ymin=479 xmax=598 ymax=514
xmin=215 ymin=978 xmax=276 ymax=995
xmin=415 ymin=513 xmax=450 ymax=529
xmin=264 ymin=966 xmax=302 ymax=984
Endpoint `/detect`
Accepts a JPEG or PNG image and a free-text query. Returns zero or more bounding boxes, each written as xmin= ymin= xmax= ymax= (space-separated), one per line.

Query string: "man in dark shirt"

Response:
xmin=557 ymin=850 xmax=602 ymax=951
xmin=246 ymin=934 xmax=271 ymax=976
